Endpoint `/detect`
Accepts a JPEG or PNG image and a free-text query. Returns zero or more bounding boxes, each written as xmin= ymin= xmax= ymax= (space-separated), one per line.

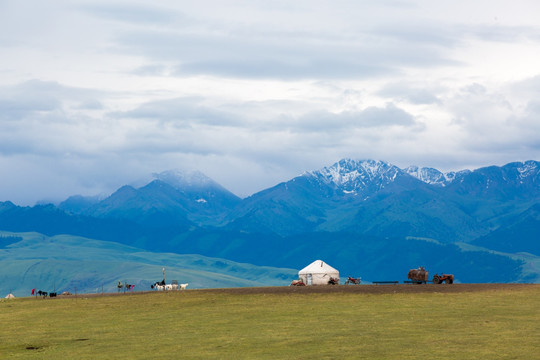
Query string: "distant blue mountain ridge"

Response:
xmin=0 ymin=159 xmax=538 ymax=286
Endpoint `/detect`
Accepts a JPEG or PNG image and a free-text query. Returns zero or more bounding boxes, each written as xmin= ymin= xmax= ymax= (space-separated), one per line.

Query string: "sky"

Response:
xmin=1 ymin=0 xmax=540 ymax=205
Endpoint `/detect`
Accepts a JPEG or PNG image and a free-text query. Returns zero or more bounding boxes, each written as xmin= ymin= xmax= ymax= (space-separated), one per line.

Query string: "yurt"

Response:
xmin=298 ymin=260 xmax=339 ymax=285
xmin=4 ymin=293 xmax=15 ymax=299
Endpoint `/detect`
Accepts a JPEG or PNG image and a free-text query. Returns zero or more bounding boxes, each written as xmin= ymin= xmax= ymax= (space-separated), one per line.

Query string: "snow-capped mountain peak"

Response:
xmin=404 ymin=166 xmax=471 ymax=186
xmin=152 ymin=169 xmax=216 ymax=189
xmin=309 ymin=159 xmax=476 ymax=189
xmin=306 ymin=159 xmax=401 ymax=194
xmin=404 ymin=166 xmax=447 ymax=186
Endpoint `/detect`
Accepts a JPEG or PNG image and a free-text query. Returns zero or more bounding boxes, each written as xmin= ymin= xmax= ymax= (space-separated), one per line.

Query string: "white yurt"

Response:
xmin=4 ymin=293 xmax=16 ymax=299
xmin=298 ymin=260 xmax=339 ymax=285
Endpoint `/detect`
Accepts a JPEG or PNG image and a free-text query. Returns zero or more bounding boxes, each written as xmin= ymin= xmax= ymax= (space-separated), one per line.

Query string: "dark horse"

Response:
xmin=117 ymin=281 xmax=135 ymax=292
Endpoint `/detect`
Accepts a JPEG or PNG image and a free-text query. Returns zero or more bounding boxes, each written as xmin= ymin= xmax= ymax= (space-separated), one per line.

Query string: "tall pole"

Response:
xmin=162 ymin=267 xmax=165 ymax=284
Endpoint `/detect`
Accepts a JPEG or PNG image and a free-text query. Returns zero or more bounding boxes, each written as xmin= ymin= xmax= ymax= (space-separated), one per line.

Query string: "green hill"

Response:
xmin=0 ymin=231 xmax=297 ymax=297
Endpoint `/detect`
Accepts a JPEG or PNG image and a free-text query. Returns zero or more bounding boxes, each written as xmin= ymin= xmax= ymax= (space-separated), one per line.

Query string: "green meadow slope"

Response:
xmin=0 ymin=231 xmax=297 ymax=297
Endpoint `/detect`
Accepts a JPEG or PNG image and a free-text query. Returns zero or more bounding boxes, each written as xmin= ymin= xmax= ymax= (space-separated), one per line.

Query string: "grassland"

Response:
xmin=0 ymin=284 xmax=538 ymax=359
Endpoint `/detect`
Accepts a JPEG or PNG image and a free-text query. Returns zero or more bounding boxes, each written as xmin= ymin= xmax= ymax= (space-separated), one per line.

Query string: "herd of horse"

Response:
xmin=31 ymin=267 xmax=188 ymax=296
xmin=117 ymin=281 xmax=136 ymax=292
xmin=30 ymin=280 xmax=189 ymax=298
xmin=117 ymin=280 xmax=189 ymax=291
xmin=31 ymin=288 xmax=57 ymax=298
xmin=151 ymin=280 xmax=189 ymax=291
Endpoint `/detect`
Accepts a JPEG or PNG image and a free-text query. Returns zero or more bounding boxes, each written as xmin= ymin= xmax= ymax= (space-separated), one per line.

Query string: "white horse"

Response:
xmin=165 ymin=284 xmax=178 ymax=291
xmin=152 ymin=281 xmax=186 ymax=291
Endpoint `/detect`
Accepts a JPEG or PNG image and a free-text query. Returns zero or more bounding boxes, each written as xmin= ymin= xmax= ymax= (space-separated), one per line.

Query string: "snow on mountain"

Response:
xmin=151 ymin=169 xmax=217 ymax=189
xmin=306 ymin=159 xmax=402 ymax=194
xmin=404 ymin=166 xmax=471 ymax=186
xmin=516 ymin=160 xmax=539 ymax=180
xmin=307 ymin=160 xmax=537 ymax=191
xmin=442 ymin=170 xmax=472 ymax=184
xmin=144 ymin=169 xmax=241 ymax=214
xmin=304 ymin=159 xmax=475 ymax=191
xmin=145 ymin=169 xmax=242 ymax=207
xmin=404 ymin=166 xmax=446 ymax=186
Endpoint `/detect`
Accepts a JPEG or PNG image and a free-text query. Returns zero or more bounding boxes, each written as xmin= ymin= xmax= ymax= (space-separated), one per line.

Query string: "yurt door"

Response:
xmin=307 ymin=274 xmax=312 ymax=285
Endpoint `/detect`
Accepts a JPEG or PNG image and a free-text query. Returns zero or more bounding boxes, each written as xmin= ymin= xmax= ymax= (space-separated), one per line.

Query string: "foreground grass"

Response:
xmin=0 ymin=286 xmax=538 ymax=359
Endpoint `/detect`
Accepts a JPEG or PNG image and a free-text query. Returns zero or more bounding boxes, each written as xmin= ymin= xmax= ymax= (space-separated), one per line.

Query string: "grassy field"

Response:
xmin=1 ymin=285 xmax=538 ymax=359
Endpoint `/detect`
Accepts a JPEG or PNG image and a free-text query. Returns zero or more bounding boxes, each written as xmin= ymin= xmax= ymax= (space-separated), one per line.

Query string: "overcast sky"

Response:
xmin=1 ymin=0 xmax=540 ymax=205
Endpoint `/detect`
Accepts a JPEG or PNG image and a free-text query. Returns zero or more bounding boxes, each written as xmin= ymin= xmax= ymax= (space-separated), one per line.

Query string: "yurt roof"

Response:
xmin=5 ymin=293 xmax=15 ymax=299
xmin=299 ymin=260 xmax=339 ymax=274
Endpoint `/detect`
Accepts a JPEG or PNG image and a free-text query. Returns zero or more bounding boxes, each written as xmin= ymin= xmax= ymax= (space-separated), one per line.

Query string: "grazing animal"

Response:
xmin=165 ymin=284 xmax=179 ymax=291
xmin=151 ymin=280 xmax=165 ymax=289
xmin=117 ymin=281 xmax=135 ymax=292
xmin=151 ymin=282 xmax=165 ymax=291
xmin=290 ymin=279 xmax=306 ymax=286
xmin=152 ymin=282 xmax=183 ymax=291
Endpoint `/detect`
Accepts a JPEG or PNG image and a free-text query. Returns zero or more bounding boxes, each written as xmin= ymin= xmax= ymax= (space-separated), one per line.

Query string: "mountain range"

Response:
xmin=1 ymin=159 xmax=539 ymax=291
